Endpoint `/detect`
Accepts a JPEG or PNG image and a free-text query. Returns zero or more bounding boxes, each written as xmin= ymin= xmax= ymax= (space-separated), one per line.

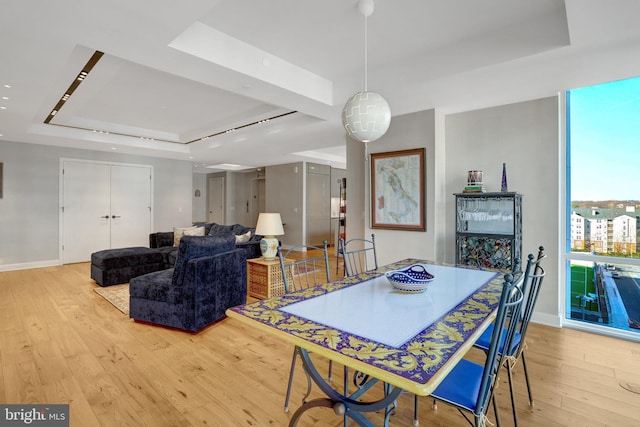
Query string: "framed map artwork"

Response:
xmin=370 ymin=148 xmax=425 ymax=231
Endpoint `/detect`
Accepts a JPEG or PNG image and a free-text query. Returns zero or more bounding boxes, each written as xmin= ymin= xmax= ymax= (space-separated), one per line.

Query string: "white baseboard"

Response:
xmin=0 ymin=260 xmax=60 ymax=272
xmin=531 ymin=311 xmax=562 ymax=328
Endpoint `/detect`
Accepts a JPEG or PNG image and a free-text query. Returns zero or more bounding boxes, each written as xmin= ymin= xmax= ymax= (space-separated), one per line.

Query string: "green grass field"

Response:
xmin=570 ymin=264 xmax=596 ymax=308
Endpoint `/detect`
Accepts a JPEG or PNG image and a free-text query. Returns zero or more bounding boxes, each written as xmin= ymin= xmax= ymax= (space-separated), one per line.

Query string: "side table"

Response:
xmin=247 ymin=257 xmax=289 ymax=299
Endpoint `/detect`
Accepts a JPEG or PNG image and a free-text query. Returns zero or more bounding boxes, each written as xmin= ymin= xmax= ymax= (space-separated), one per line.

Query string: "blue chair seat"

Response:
xmin=475 ymin=324 xmax=522 ymax=355
xmin=422 ymin=272 xmax=525 ymax=427
xmin=470 ymin=247 xmax=546 ymax=427
xmin=431 ymin=359 xmax=483 ymax=412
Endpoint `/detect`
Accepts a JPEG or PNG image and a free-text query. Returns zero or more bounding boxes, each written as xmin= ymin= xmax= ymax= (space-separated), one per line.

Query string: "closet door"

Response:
xmin=306 ymin=164 xmax=331 ymax=246
xmin=61 ymin=160 xmax=152 ymax=264
xmin=110 ymin=165 xmax=152 ymax=249
xmin=62 ymin=160 xmax=111 ymax=263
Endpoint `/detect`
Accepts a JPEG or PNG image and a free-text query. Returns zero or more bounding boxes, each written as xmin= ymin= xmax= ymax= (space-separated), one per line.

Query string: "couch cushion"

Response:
xmin=231 ymin=224 xmax=257 ymax=236
xmin=155 ymin=245 xmax=178 ymax=267
xmin=173 ymin=226 xmax=198 ymax=246
xmin=172 ymin=234 xmax=236 ymax=286
xmin=150 ymin=231 xmax=174 ymax=248
xmin=129 ymin=269 xmax=183 ymax=304
xmin=193 ymin=222 xmax=215 ymax=235
xmin=91 ymin=247 xmax=163 ymax=269
xmin=207 ymin=223 xmax=234 ymax=236
xmin=184 ymin=226 xmax=205 ymax=237
xmin=235 ymin=230 xmax=252 ymax=243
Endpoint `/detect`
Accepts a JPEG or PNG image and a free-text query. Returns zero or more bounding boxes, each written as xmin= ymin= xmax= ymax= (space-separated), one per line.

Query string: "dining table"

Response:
xmin=226 ymin=258 xmax=505 ymax=426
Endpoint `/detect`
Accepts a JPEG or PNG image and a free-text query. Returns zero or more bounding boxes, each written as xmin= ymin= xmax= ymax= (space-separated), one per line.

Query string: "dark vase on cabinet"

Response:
xmin=455 ymin=192 xmax=522 ymax=271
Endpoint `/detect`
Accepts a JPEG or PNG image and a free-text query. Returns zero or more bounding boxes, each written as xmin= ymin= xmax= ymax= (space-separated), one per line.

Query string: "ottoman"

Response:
xmin=91 ymin=247 xmax=165 ymax=287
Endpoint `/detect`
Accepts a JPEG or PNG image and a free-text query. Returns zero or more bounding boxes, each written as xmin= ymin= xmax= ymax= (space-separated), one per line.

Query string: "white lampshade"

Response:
xmin=255 ymin=213 xmax=284 ymax=236
xmin=341 ymin=91 xmax=391 ymax=143
xmin=255 ymin=213 xmax=284 ymax=260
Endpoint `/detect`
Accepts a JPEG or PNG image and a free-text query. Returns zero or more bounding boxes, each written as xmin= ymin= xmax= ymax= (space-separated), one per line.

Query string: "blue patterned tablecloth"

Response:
xmin=227 ymin=258 xmax=503 ymax=396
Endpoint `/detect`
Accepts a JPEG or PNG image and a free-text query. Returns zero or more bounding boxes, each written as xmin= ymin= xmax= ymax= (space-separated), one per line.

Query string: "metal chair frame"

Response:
xmin=472 ymin=246 xmax=546 ymax=426
xmin=278 ymin=241 xmax=330 ymax=413
xmin=429 ymin=272 xmax=526 ymax=427
xmin=340 ymin=233 xmax=378 ymax=277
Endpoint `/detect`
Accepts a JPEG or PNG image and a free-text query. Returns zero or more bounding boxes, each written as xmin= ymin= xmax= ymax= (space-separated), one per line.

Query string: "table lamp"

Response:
xmin=255 ymin=212 xmax=285 ymax=260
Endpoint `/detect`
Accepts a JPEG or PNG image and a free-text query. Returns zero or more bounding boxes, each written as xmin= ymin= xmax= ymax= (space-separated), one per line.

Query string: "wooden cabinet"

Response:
xmin=455 ymin=192 xmax=522 ymax=271
xmin=247 ymin=257 xmax=288 ymax=299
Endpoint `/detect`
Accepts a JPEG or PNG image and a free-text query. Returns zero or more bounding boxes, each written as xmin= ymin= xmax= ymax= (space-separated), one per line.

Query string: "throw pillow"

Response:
xmin=173 ymin=226 xmax=198 ymax=246
xmin=184 ymin=226 xmax=205 ymax=237
xmin=235 ymin=230 xmax=252 ymax=243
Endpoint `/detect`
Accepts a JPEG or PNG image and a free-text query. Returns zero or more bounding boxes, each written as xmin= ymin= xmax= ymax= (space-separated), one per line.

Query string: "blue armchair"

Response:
xmin=129 ymin=234 xmax=247 ymax=332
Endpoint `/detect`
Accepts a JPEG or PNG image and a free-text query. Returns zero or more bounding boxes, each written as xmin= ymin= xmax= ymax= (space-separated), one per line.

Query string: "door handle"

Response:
xmin=111 ymin=215 xmax=121 ymax=219
xmin=100 ymin=215 xmax=109 ymax=219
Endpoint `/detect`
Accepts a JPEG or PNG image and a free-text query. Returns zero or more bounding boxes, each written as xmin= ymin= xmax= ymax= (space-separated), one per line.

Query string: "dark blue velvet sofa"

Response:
xmin=149 ymin=222 xmax=262 ymax=267
xmin=129 ymin=234 xmax=247 ymax=332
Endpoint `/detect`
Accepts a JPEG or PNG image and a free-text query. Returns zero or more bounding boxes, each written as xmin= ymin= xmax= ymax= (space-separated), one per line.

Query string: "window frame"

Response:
xmin=561 ymin=90 xmax=640 ymax=342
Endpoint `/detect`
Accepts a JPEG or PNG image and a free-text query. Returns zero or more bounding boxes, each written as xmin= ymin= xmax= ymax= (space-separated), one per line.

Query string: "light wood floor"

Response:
xmin=1 ymin=260 xmax=640 ymax=426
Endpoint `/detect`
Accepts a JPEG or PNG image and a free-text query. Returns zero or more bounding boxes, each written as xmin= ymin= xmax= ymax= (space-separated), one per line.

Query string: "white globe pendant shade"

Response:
xmin=341 ymin=91 xmax=391 ymax=143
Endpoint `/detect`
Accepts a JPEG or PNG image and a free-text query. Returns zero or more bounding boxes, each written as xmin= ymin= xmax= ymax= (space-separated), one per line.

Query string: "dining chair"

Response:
xmin=340 ymin=233 xmax=378 ymax=277
xmin=337 ymin=234 xmax=378 ymax=402
xmin=278 ymin=240 xmax=331 ymax=413
xmin=472 ymin=246 xmax=546 ymax=426
xmin=412 ymin=254 xmax=526 ymax=427
xmin=429 ymin=271 xmax=526 ymax=427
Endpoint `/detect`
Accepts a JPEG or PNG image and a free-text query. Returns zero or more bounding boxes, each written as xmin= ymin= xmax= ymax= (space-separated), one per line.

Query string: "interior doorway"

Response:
xmin=249 ymin=177 xmax=265 ymax=226
xmin=207 ymin=177 xmax=225 ymax=224
xmin=61 ymin=159 xmax=152 ymax=264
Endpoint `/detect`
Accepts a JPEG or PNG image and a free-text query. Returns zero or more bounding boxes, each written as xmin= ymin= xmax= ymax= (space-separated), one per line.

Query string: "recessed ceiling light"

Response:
xmin=111 ymin=147 xmax=117 ymax=150
xmin=188 ymin=111 xmax=296 ymax=144
xmin=0 ymin=106 xmax=6 ymax=110
xmin=2 ymin=84 xmax=10 ymax=88
xmin=1 ymin=96 xmax=8 ymax=100
xmin=45 ymin=51 xmax=103 ymax=124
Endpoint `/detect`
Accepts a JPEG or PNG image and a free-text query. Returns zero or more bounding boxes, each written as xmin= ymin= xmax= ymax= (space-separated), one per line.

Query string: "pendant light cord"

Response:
xmin=364 ymin=13 xmax=368 ymax=92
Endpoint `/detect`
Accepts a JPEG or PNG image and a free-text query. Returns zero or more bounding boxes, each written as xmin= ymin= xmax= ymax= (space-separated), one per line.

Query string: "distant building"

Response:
xmin=571 ymin=211 xmax=587 ymax=250
xmin=571 ymin=206 xmax=637 ymax=254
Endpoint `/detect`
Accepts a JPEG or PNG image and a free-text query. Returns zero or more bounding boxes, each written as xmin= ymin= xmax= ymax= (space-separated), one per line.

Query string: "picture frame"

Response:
xmin=370 ymin=148 xmax=425 ymax=231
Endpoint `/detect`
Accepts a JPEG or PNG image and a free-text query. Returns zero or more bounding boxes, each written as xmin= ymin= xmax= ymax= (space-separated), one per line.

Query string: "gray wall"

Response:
xmin=362 ymin=110 xmax=443 ymax=264
xmin=192 ymin=173 xmax=208 ymax=223
xmin=265 ymin=162 xmax=304 ymax=247
xmin=352 ymin=97 xmax=560 ymax=326
xmin=445 ymin=96 xmax=560 ymax=326
xmin=0 ymin=140 xmax=193 ymax=269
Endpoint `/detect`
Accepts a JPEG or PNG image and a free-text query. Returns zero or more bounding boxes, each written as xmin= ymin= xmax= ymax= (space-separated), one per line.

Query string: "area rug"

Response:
xmin=94 ymin=284 xmax=130 ymax=315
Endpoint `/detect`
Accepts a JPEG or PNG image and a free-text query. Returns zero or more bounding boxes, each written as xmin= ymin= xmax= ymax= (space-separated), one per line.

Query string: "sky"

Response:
xmin=569 ymin=76 xmax=640 ymax=201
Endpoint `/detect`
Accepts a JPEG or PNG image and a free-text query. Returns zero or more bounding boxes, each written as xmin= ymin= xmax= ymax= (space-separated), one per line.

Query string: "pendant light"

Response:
xmin=341 ymin=0 xmax=391 ymax=143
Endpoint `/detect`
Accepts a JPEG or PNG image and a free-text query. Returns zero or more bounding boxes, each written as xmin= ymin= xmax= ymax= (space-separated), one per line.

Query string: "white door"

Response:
xmin=62 ymin=160 xmax=111 ymax=263
xmin=110 ymin=165 xmax=152 ymax=249
xmin=249 ymin=178 xmax=265 ymax=226
xmin=207 ymin=177 xmax=225 ymax=223
xmin=61 ymin=160 xmax=153 ymax=264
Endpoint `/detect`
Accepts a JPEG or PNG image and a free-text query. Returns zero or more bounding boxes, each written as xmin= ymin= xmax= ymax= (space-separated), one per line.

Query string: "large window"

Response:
xmin=566 ymin=76 xmax=640 ymax=339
